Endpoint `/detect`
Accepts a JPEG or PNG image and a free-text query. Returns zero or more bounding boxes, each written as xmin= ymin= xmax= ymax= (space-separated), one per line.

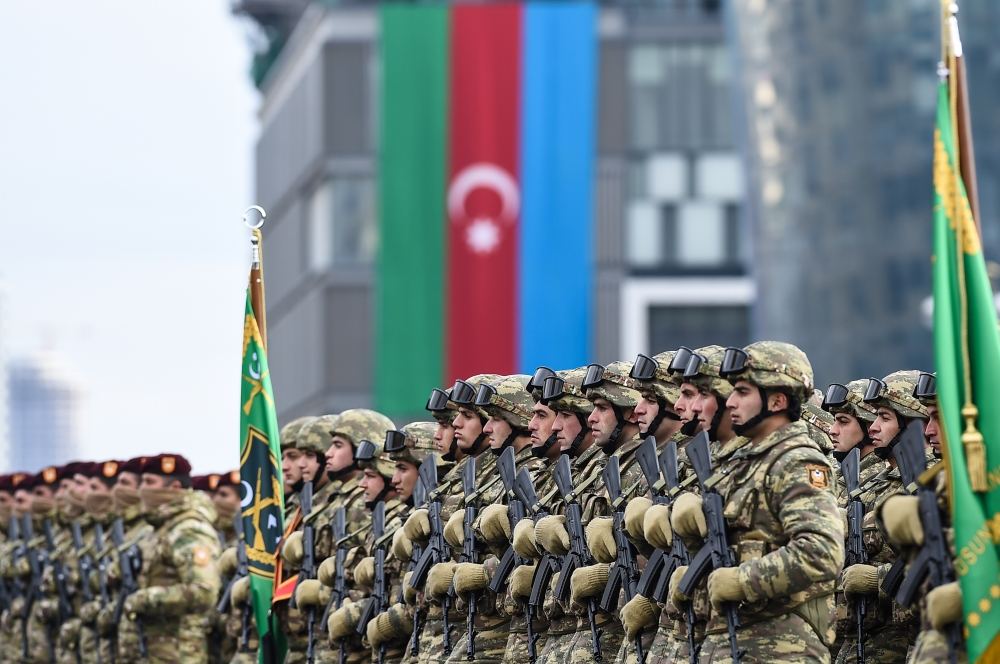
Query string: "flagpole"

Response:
xmin=947 ymin=2 xmax=982 ymax=235
xmin=244 ymin=205 xmax=269 ymax=351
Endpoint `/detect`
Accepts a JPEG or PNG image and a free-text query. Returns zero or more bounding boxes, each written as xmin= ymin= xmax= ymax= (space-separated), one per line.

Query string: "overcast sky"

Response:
xmin=0 ymin=1 xmax=261 ymax=473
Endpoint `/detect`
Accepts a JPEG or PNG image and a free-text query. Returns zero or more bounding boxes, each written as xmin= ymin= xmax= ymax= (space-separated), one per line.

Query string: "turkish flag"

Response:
xmin=445 ymin=4 xmax=521 ymax=382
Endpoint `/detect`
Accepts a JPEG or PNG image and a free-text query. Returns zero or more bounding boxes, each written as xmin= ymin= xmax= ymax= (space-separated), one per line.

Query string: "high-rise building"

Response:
xmin=8 ymin=352 xmax=81 ymax=473
xmin=0 ymin=279 xmax=8 ymax=468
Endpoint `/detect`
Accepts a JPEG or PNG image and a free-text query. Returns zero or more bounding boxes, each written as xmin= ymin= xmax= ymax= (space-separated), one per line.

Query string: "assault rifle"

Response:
xmin=678 ymin=432 xmax=742 ymax=663
xmin=634 ymin=436 xmax=669 ymax=602
xmin=291 ymin=481 xmax=317 ymax=664
xmin=22 ymin=515 xmax=51 ymax=661
xmin=512 ymin=467 xmax=558 ymax=664
xmin=460 ymin=457 xmax=479 ymax=661
xmin=94 ymin=523 xmax=111 ymax=607
xmin=356 ymin=501 xmax=387 ymax=664
xmin=490 ymin=448 xmax=533 ymax=655
xmin=71 ymin=521 xmax=95 ymax=604
xmin=552 ymin=454 xmax=602 ymax=661
xmin=406 ymin=467 xmax=429 ymax=657
xmin=841 ymin=448 xmax=868 ymax=664
xmin=892 ymin=421 xmax=960 ymax=664
xmin=660 ymin=439 xmax=698 ymax=663
xmin=409 ymin=455 xmax=453 ymax=655
xmin=217 ymin=515 xmax=252 ymax=652
xmin=111 ymin=517 xmax=146 ymax=659
xmin=43 ymin=519 xmax=73 ymax=626
xmin=318 ymin=506 xmax=346 ymax=630
xmin=600 ymin=454 xmax=645 ymax=664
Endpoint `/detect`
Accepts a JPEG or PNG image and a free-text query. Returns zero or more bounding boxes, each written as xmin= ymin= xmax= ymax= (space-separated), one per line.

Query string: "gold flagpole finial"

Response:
xmin=244 ymin=205 xmax=267 ymax=267
xmin=961 ymin=404 xmax=988 ymax=492
xmin=244 ymin=205 xmax=268 ymax=348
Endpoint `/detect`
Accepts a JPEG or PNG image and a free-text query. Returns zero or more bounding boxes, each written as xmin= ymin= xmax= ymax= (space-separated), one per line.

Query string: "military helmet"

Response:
xmin=386 ymin=421 xmax=438 ymax=467
xmin=581 ymin=361 xmax=641 ymax=409
xmin=541 ymin=368 xmax=593 ymax=416
xmin=628 ymin=351 xmax=681 ymax=405
xmin=475 ymin=374 xmax=534 ymax=430
xmin=912 ymin=372 xmax=936 ymax=406
xmin=526 ymin=366 xmax=557 ymax=402
xmin=681 ymin=345 xmax=732 ymax=399
xmin=821 ymin=379 xmax=877 ymax=424
xmin=801 ymin=389 xmax=834 ymax=452
xmin=356 ymin=437 xmax=395 ymax=479
xmin=280 ymin=416 xmax=316 ymax=451
xmin=448 ymin=374 xmax=501 ymax=421
xmin=296 ymin=414 xmax=339 ymax=455
xmin=331 ymin=409 xmax=396 ymax=449
xmin=720 ymin=341 xmax=814 ymax=400
xmin=426 ymin=387 xmax=457 ymax=425
xmin=862 ymin=370 xmax=928 ymax=419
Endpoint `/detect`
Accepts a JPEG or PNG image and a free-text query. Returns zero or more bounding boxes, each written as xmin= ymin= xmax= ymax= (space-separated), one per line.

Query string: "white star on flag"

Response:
xmin=466 ymin=218 xmax=501 ymax=254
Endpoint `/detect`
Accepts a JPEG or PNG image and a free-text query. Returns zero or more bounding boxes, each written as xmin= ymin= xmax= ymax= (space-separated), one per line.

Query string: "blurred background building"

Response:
xmin=237 ymin=0 xmax=1000 ymax=424
xmin=0 ymin=280 xmax=8 ymax=466
xmin=7 ymin=353 xmax=81 ymax=473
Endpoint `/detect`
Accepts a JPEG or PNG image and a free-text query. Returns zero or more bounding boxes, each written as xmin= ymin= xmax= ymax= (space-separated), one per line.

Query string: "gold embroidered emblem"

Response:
xmin=193 ymin=546 xmax=211 ymax=567
xmin=42 ymin=467 xmax=58 ymax=484
xmin=208 ymin=475 xmax=220 ymax=490
xmin=162 ymin=456 xmax=176 ymax=474
xmin=806 ymin=464 xmax=830 ymax=489
xmin=103 ymin=461 xmax=118 ymax=478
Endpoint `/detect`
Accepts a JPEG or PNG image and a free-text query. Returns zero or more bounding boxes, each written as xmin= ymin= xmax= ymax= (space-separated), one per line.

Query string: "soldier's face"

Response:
xmin=214 ymin=486 xmax=241 ymax=514
xmin=392 ymin=462 xmax=419 ymax=501
xmin=484 ymin=416 xmax=513 ymax=449
xmin=453 ymin=407 xmax=484 ymax=450
xmin=325 ymin=435 xmax=355 ymax=475
xmin=924 ymin=405 xmax=941 ymax=454
xmin=71 ymin=474 xmax=91 ymax=499
xmin=587 ymin=398 xmax=620 ymax=446
xmin=282 ymin=449 xmax=303 ymax=487
xmin=634 ymin=395 xmax=660 ymax=433
xmin=674 ymin=384 xmax=700 ymax=426
xmin=14 ymin=489 xmax=31 ymax=513
xmin=116 ymin=472 xmax=140 ymax=490
xmin=33 ymin=486 xmax=54 ymax=500
xmin=434 ymin=422 xmax=456 ymax=454
xmin=298 ymin=452 xmax=323 ymax=483
xmin=529 ymin=403 xmax=556 ymax=448
xmin=0 ymin=492 xmax=11 ymax=510
xmin=88 ymin=478 xmax=111 ymax=495
xmin=57 ymin=478 xmax=73 ymax=500
xmin=726 ymin=380 xmax=767 ymax=431
xmin=552 ymin=410 xmax=579 ymax=451
xmin=693 ymin=389 xmax=732 ymax=440
xmin=830 ymin=413 xmax=866 ymax=452
xmin=868 ymin=407 xmax=900 ymax=447
xmin=360 ymin=469 xmax=390 ymax=503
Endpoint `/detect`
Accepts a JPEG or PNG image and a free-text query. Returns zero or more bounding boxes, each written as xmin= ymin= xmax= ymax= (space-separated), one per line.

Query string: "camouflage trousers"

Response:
xmin=908 ymin=627 xmax=965 ymax=664
xmin=536 ymin=613 xmax=576 ymax=664
xmin=142 ymin=615 xmax=211 ymax=664
xmin=560 ymin=613 xmax=624 ymax=664
xmin=698 ymin=613 xmax=830 ymax=664
xmin=835 ymin=621 xmax=916 ymax=664
xmin=444 ymin=617 xmax=511 ymax=664
xmin=613 ymin=623 xmax=656 ymax=664
xmin=503 ymin=613 xmax=549 ymax=664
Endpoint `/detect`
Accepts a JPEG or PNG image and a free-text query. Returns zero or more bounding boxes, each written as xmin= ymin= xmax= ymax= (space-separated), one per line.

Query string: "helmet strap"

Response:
xmin=532 ymin=433 xmax=559 ymax=459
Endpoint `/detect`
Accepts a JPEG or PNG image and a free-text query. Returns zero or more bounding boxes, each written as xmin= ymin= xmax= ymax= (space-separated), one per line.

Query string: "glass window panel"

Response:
xmin=308 ymin=182 xmax=333 ymax=273
xmin=647 ymin=153 xmax=687 ymax=201
xmin=696 ymin=153 xmax=744 ymax=200
xmin=626 ymin=201 xmax=662 ymax=267
xmin=677 ymin=201 xmax=724 ymax=266
xmin=647 ymin=304 xmax=750 ymax=353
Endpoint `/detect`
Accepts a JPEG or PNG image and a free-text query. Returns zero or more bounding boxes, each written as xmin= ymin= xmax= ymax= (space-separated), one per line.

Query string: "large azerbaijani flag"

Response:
xmin=375 ymin=2 xmax=597 ymax=412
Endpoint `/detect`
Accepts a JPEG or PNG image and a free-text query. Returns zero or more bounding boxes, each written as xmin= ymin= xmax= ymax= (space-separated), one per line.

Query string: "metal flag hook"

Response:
xmin=243 ymin=205 xmax=266 ymax=230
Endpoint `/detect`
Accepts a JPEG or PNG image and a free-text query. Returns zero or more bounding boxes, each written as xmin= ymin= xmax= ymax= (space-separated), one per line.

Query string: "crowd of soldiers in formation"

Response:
xmin=0 ymin=341 xmax=967 ymax=664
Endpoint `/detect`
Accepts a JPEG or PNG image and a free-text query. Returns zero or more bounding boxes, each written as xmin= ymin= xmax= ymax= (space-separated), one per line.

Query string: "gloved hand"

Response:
xmin=570 ymin=563 xmax=611 ymax=604
xmin=404 ymin=509 xmax=431 ymax=544
xmin=453 ymin=562 xmax=490 ymax=594
xmin=218 ymin=546 xmax=238 ymax=577
xmin=123 ymin=589 xmax=151 ymax=617
xmin=318 ymin=557 xmax=337 ymax=587
xmin=624 ymin=497 xmax=652 ymax=544
xmin=232 ymin=576 xmax=251 ymax=606
xmin=426 ymin=562 xmax=456 ymax=599
xmin=707 ymin=567 xmax=745 ymax=608
xmin=78 ymin=600 xmax=100 ymax=624
xmin=479 ymin=504 xmax=512 ymax=545
xmin=880 ymin=495 xmax=924 ymax=547
xmin=392 ymin=528 xmax=413 ymax=562
xmin=327 ymin=599 xmax=360 ymax=641
xmin=512 ymin=519 xmax=539 ymax=559
xmin=294 ymin=579 xmax=330 ymax=608
xmin=402 ymin=571 xmax=417 ymax=605
xmin=671 ymin=493 xmax=707 ymax=541
xmin=620 ymin=594 xmax=659 ymax=639
xmin=669 ymin=565 xmax=690 ymax=606
xmin=585 ymin=517 xmax=617 ymax=564
xmin=444 ymin=509 xmax=466 ymax=549
xmin=355 ymin=557 xmax=375 ymax=589
xmin=926 ymin=582 xmax=962 ymax=630
xmin=281 ymin=531 xmax=305 ymax=566
xmin=841 ymin=564 xmax=879 ymax=596
xmin=509 ymin=565 xmax=535 ymax=600
xmin=96 ymin=605 xmax=115 ymax=636
xmin=366 ymin=603 xmax=409 ymax=648
xmin=535 ymin=515 xmax=570 ymax=556
xmin=643 ymin=504 xmax=673 ymax=550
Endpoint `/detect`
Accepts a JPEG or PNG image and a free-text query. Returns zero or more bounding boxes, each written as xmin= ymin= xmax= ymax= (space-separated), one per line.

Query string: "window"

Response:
xmin=308 ymin=176 xmax=376 ymax=271
xmin=647 ymin=304 xmax=751 ymax=354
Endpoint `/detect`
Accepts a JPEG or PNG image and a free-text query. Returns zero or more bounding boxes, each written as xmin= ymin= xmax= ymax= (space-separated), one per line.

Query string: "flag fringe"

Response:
xmin=961 ymin=404 xmax=988 ymax=492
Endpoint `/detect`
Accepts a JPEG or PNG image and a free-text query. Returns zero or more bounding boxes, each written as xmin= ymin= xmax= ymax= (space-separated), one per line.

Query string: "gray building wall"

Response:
xmin=8 ymin=354 xmax=80 ymax=473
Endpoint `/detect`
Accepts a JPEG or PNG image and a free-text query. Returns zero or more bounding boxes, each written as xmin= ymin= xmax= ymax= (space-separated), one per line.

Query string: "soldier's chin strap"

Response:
xmin=680 ymin=418 xmax=700 ymax=436
xmin=290 ymin=479 xmax=306 ymax=494
xmin=531 ymin=433 xmax=560 ymax=459
xmin=640 ymin=397 xmax=678 ymax=437
xmin=365 ymin=485 xmax=392 ymax=511
xmin=443 ymin=439 xmax=460 ymax=462
xmin=873 ymin=412 xmax=912 ymax=460
xmin=707 ymin=396 xmax=727 ymax=442
xmin=732 ymin=386 xmax=798 ymax=436
xmin=469 ymin=431 xmax=491 ymax=456
xmin=601 ymin=403 xmax=627 ymax=454
xmin=326 ymin=462 xmax=357 ymax=484
xmin=832 ymin=429 xmax=875 ymax=462
xmin=490 ymin=431 xmax=519 ymax=456
xmin=564 ymin=413 xmax=590 ymax=457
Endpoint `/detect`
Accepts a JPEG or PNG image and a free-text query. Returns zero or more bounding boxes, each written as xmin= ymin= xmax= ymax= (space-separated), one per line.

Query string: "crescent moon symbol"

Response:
xmin=240 ymin=480 xmax=254 ymax=508
xmin=447 ymin=163 xmax=520 ymax=223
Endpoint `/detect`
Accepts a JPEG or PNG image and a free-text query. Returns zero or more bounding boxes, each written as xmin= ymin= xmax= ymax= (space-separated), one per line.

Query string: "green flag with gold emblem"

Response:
xmin=932 ymin=78 xmax=1000 ymax=662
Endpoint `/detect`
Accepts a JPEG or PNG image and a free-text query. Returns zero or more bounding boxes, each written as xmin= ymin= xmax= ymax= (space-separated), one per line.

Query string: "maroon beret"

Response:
xmin=98 ymin=460 xmax=122 ymax=482
xmin=140 ymin=454 xmax=192 ymax=477
xmin=37 ymin=466 xmax=61 ymax=488
xmin=191 ymin=475 xmax=212 ymax=492
xmin=11 ymin=472 xmax=32 ymax=491
xmin=122 ymin=456 xmax=148 ymax=475
xmin=218 ymin=470 xmax=241 ymax=489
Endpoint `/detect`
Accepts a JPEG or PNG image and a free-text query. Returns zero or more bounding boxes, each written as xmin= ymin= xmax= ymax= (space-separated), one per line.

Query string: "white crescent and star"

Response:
xmin=447 ymin=163 xmax=520 ymax=255
xmin=240 ymin=480 xmax=254 ymax=508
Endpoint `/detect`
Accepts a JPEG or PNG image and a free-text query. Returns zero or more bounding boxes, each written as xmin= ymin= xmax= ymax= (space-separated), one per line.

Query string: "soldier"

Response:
xmin=123 ymin=454 xmax=220 ymax=663
xmin=426 ymin=387 xmax=464 ymax=464
xmin=629 ymin=351 xmax=685 ymax=446
xmin=281 ymin=416 xmax=318 ymax=520
xmin=672 ymin=341 xmax=844 ymax=662
xmin=22 ymin=464 xmax=64 ymax=664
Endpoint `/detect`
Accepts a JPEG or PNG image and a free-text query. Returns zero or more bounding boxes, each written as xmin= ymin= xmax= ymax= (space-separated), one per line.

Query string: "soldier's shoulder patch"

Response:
xmin=192 ymin=546 xmax=212 ymax=567
xmin=805 ymin=464 xmax=830 ymax=489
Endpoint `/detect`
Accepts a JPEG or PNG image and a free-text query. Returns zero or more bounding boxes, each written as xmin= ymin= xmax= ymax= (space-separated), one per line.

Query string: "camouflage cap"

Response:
xmin=683 ymin=345 xmax=732 ymax=399
xmin=627 ymin=351 xmax=681 ymax=405
xmin=331 ymin=409 xmax=396 ymax=449
xmin=822 ymin=379 xmax=877 ymax=424
xmin=448 ymin=374 xmax=500 ymax=421
xmin=386 ymin=421 xmax=438 ymax=466
xmin=280 ymin=416 xmax=318 ymax=452
xmin=801 ymin=390 xmax=834 ymax=452
xmin=477 ymin=374 xmax=534 ymax=430
xmin=582 ymin=361 xmax=641 ymax=409
xmin=356 ymin=437 xmax=395 ymax=479
xmin=543 ymin=368 xmax=593 ymax=416
xmin=866 ymin=370 xmax=929 ymax=419
xmin=296 ymin=414 xmax=340 ymax=455
xmin=722 ymin=341 xmax=814 ymax=400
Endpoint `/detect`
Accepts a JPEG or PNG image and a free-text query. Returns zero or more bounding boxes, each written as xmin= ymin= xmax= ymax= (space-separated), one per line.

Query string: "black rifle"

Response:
xmin=43 ymin=519 xmax=73 ymax=626
xmin=356 ymin=501 xmax=387 ymax=664
xmin=72 ymin=521 xmax=95 ymax=604
xmin=634 ymin=436 xmax=669 ymax=601
xmin=94 ymin=523 xmax=111 ymax=607
xmin=409 ymin=455 xmax=453 ymax=655
xmin=660 ymin=440 xmax=698 ymax=663
xmin=320 ymin=506 xmax=348 ymax=664
xmin=460 ymin=457 xmax=479 ymax=661
xmin=599 ymin=454 xmax=645 ymax=664
xmin=552 ymin=454 xmax=603 ymax=661
xmin=892 ymin=421 xmax=960 ymax=664
xmin=290 ymin=481 xmax=317 ymax=664
xmin=512 ymin=467 xmax=558 ymax=664
xmin=111 ymin=517 xmax=146 ymax=659
xmin=406 ymin=468 xmax=429 ymax=657
xmin=21 ymin=515 xmax=49 ymax=661
xmin=490 ymin=448 xmax=534 ymax=655
xmin=217 ymin=515 xmax=252 ymax=652
xmin=678 ymin=432 xmax=742 ymax=663
xmin=841 ymin=448 xmax=868 ymax=664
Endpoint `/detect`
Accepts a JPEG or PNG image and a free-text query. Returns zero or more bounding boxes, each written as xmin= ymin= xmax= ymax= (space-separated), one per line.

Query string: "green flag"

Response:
xmin=239 ymin=289 xmax=286 ymax=662
xmin=932 ymin=80 xmax=1000 ymax=662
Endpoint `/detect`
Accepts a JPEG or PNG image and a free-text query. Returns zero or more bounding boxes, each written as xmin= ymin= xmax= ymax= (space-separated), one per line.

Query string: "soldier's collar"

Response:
xmin=734 ymin=421 xmax=809 ymax=459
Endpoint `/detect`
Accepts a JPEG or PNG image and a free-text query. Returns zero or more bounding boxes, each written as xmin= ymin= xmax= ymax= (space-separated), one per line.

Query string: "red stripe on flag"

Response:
xmin=445 ymin=4 xmax=522 ymax=382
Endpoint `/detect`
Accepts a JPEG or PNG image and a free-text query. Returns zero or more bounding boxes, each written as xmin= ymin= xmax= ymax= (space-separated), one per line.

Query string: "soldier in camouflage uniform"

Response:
xmin=426 ymin=386 xmax=465 ymax=464
xmin=124 ymin=454 xmax=221 ymax=663
xmin=21 ymin=465 xmax=64 ymax=664
xmin=200 ymin=471 xmax=241 ymax=664
xmin=280 ymin=416 xmax=317 ymax=521
xmin=672 ymin=341 xmax=845 ymax=662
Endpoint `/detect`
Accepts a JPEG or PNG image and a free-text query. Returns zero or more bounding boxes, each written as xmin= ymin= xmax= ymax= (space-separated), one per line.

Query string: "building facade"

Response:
xmin=7 ymin=353 xmax=81 ymax=473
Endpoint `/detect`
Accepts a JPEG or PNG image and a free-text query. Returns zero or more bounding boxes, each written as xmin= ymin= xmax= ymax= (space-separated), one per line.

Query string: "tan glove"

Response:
xmin=513 ymin=519 xmax=540 ymax=559
xmin=327 ymin=599 xmax=360 ymax=641
xmin=367 ymin=603 xmax=409 ymax=648
xmin=218 ymin=547 xmax=238 ymax=577
xmin=392 ymin=528 xmax=413 ymax=563
xmin=926 ymin=582 xmax=962 ymax=630
xmin=404 ymin=508 xmax=431 ymax=544
xmin=281 ymin=531 xmax=305 ymax=566
xmin=707 ymin=567 xmax=745 ymax=608
xmin=355 ymin=557 xmax=375 ymax=589
xmin=570 ymin=563 xmax=611 ymax=604
xmin=585 ymin=517 xmax=617 ymax=564
xmin=479 ymin=504 xmax=512 ymax=545
xmin=669 ymin=565 xmax=689 ymax=605
xmin=671 ymin=493 xmax=707 ymax=541
xmin=453 ymin=562 xmax=490 ymax=594
xmin=295 ymin=579 xmax=329 ymax=608
xmin=643 ymin=504 xmax=673 ymax=550
xmin=624 ymin=497 xmax=652 ymax=544
xmin=444 ymin=509 xmax=466 ymax=549
xmin=880 ymin=495 xmax=924 ymax=547
xmin=318 ymin=557 xmax=337 ymax=587
xmin=426 ymin=562 xmax=456 ymax=599
xmin=841 ymin=564 xmax=879 ymax=596
xmin=402 ymin=571 xmax=417 ymax=605
xmin=535 ymin=515 xmax=570 ymax=556
xmin=509 ymin=564 xmax=535 ymax=600
xmin=232 ymin=576 xmax=251 ymax=606
xmin=620 ymin=594 xmax=659 ymax=639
